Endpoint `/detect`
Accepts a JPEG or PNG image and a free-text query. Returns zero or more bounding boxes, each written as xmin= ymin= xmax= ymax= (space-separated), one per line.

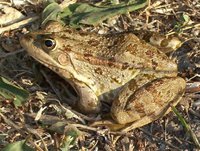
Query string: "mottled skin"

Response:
xmin=20 ymin=23 xmax=186 ymax=128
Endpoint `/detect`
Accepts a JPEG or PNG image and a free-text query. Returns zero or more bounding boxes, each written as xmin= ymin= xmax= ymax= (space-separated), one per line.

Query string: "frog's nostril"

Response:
xmin=20 ymin=34 xmax=33 ymax=45
xmin=20 ymin=33 xmax=35 ymax=51
xmin=23 ymin=34 xmax=33 ymax=41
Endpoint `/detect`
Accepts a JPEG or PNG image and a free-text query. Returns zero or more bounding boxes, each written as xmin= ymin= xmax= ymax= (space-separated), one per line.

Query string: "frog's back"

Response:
xmin=108 ymin=33 xmax=178 ymax=77
xmin=62 ymin=32 xmax=178 ymax=99
xmin=35 ymin=23 xmax=178 ymax=77
xmin=69 ymin=31 xmax=178 ymax=77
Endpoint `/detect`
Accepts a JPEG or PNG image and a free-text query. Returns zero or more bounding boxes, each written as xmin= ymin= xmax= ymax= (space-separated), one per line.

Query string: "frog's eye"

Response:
xmin=41 ymin=38 xmax=56 ymax=51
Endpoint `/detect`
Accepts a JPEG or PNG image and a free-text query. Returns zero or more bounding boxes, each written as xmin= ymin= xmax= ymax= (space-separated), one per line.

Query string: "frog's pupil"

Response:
xmin=45 ymin=39 xmax=54 ymax=47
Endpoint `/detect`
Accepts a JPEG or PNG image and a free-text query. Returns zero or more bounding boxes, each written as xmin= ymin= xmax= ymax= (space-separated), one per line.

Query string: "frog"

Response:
xmin=20 ymin=22 xmax=186 ymax=129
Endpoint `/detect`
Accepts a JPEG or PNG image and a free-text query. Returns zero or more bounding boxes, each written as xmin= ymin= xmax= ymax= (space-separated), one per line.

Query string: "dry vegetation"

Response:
xmin=0 ymin=0 xmax=200 ymax=150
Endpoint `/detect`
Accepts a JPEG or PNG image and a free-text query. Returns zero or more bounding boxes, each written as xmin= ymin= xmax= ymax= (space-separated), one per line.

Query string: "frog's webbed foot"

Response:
xmin=111 ymin=77 xmax=186 ymax=128
xmin=148 ymin=33 xmax=182 ymax=53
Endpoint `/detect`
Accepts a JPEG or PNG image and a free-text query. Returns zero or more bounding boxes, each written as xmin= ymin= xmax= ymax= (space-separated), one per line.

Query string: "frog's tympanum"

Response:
xmin=20 ymin=22 xmax=186 ymax=129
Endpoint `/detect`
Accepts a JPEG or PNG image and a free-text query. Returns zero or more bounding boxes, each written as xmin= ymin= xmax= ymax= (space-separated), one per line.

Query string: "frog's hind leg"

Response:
xmin=111 ymin=77 xmax=186 ymax=127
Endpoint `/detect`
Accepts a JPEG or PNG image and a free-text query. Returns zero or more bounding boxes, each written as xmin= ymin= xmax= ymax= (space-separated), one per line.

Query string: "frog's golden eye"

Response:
xmin=41 ymin=38 xmax=56 ymax=52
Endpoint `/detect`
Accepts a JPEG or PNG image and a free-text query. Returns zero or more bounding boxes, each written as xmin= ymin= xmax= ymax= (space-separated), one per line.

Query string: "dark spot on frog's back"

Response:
xmin=94 ymin=67 xmax=103 ymax=74
xmin=152 ymin=60 xmax=158 ymax=70
xmin=107 ymin=61 xmax=116 ymax=67
xmin=122 ymin=62 xmax=129 ymax=70
xmin=145 ymin=50 xmax=154 ymax=57
xmin=87 ymin=39 xmax=100 ymax=46
xmin=134 ymin=101 xmax=145 ymax=114
xmin=108 ymin=57 xmax=115 ymax=62
xmin=63 ymin=45 xmax=72 ymax=52
xmin=64 ymin=29 xmax=72 ymax=34
xmin=83 ymin=53 xmax=93 ymax=62
xmin=84 ymin=53 xmax=92 ymax=57
xmin=78 ymin=31 xmax=88 ymax=36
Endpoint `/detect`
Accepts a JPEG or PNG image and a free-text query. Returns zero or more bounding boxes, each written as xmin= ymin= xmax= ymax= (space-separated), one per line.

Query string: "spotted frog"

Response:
xmin=20 ymin=22 xmax=186 ymax=129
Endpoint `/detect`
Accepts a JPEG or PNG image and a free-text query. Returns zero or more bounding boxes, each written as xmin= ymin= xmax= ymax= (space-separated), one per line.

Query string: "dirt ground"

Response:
xmin=0 ymin=0 xmax=200 ymax=150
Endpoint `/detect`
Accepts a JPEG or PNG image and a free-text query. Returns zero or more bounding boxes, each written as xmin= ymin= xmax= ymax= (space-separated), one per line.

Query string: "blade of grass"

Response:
xmin=171 ymin=106 xmax=200 ymax=149
xmin=0 ymin=76 xmax=29 ymax=107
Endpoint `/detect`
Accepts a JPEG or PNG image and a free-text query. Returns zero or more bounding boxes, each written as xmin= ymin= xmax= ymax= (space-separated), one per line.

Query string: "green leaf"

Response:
xmin=42 ymin=0 xmax=147 ymax=28
xmin=42 ymin=2 xmax=62 ymax=25
xmin=2 ymin=140 xmax=34 ymax=151
xmin=181 ymin=13 xmax=190 ymax=26
xmin=0 ymin=77 xmax=29 ymax=107
xmin=173 ymin=13 xmax=192 ymax=33
xmin=48 ymin=122 xmax=81 ymax=150
xmin=68 ymin=0 xmax=147 ymax=27
xmin=60 ymin=125 xmax=81 ymax=151
xmin=0 ymin=133 xmax=7 ymax=145
xmin=182 ymin=14 xmax=190 ymax=22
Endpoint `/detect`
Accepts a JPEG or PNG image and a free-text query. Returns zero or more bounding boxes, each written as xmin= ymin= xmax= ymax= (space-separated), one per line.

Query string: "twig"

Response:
xmin=0 ymin=112 xmax=44 ymax=151
xmin=0 ymin=15 xmax=39 ymax=34
xmin=25 ymin=126 xmax=49 ymax=151
xmin=186 ymin=82 xmax=200 ymax=93
xmin=0 ymin=49 xmax=24 ymax=58
xmin=0 ymin=2 xmax=11 ymax=6
xmin=166 ymin=23 xmax=200 ymax=36
xmin=72 ymin=124 xmax=99 ymax=132
xmin=0 ymin=112 xmax=26 ymax=135
xmin=139 ymin=128 xmax=181 ymax=150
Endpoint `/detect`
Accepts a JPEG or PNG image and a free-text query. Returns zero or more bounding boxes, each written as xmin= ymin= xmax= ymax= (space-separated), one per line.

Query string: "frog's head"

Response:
xmin=20 ymin=31 xmax=75 ymax=79
xmin=20 ymin=27 xmax=103 ymax=100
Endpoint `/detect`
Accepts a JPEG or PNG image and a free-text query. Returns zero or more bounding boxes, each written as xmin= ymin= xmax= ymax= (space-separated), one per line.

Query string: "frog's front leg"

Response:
xmin=71 ymin=80 xmax=101 ymax=113
xmin=111 ymin=77 xmax=186 ymax=125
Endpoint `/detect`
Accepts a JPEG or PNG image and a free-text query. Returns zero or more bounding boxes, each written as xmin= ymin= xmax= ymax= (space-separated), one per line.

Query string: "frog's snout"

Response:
xmin=22 ymin=33 xmax=33 ymax=40
xmin=20 ymin=33 xmax=34 ymax=48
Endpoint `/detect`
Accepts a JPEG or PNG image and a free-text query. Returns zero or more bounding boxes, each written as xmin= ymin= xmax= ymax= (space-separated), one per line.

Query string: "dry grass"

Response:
xmin=0 ymin=0 xmax=200 ymax=150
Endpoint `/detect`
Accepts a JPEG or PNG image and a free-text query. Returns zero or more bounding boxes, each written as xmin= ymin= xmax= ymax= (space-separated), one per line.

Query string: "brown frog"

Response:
xmin=20 ymin=22 xmax=186 ymax=129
